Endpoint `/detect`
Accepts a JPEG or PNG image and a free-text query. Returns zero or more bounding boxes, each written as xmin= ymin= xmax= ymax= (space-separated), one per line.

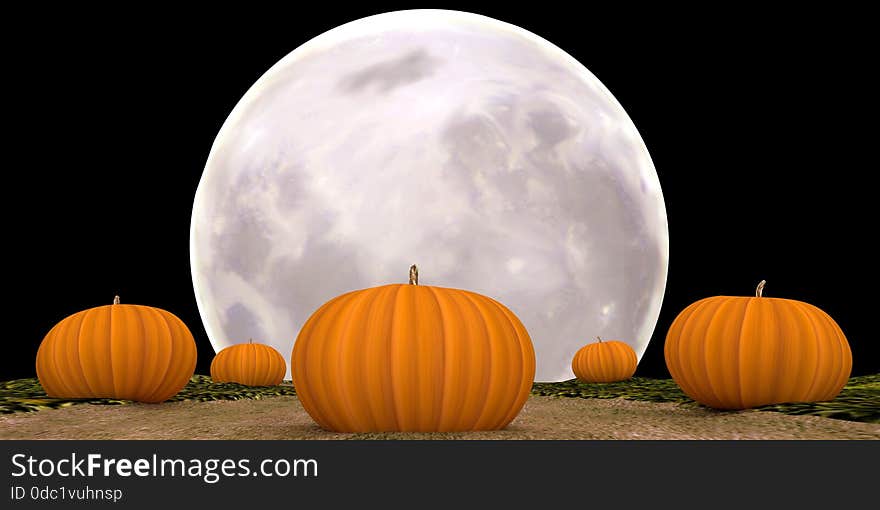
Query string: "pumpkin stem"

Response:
xmin=756 ymin=280 xmax=766 ymax=298
xmin=597 ymin=336 xmax=602 ymax=343
xmin=249 ymin=338 xmax=253 ymax=344
xmin=409 ymin=264 xmax=419 ymax=285
xmin=113 ymin=295 xmax=120 ymax=305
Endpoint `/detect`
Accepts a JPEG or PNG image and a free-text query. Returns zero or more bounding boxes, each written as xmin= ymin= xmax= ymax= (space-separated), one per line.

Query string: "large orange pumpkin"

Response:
xmin=36 ymin=296 xmax=197 ymax=403
xmin=571 ymin=337 xmax=637 ymax=383
xmin=665 ymin=281 xmax=852 ymax=410
xmin=291 ymin=265 xmax=536 ymax=432
xmin=211 ymin=340 xmax=286 ymax=386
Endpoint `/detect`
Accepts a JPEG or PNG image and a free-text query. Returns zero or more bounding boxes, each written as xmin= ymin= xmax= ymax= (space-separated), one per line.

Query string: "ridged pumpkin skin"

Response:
xmin=572 ymin=339 xmax=637 ymax=383
xmin=665 ymin=291 xmax=852 ymax=410
xmin=292 ymin=282 xmax=536 ymax=432
xmin=211 ymin=342 xmax=286 ymax=386
xmin=36 ymin=300 xmax=197 ymax=403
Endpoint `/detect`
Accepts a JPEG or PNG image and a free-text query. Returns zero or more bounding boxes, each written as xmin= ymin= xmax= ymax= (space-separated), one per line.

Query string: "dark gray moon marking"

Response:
xmin=339 ymin=49 xmax=443 ymax=94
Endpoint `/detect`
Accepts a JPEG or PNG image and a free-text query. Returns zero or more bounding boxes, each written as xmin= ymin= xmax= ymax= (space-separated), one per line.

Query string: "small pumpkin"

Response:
xmin=571 ymin=337 xmax=637 ymax=383
xmin=664 ymin=281 xmax=852 ymax=410
xmin=36 ymin=296 xmax=197 ymax=403
xmin=211 ymin=339 xmax=286 ymax=386
xmin=291 ymin=265 xmax=536 ymax=432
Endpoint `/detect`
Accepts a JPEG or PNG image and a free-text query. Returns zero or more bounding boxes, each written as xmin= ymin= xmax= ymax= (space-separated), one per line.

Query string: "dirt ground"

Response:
xmin=1 ymin=395 xmax=877 ymax=440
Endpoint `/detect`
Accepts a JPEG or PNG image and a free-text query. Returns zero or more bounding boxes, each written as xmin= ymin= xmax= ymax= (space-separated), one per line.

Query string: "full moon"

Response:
xmin=190 ymin=10 xmax=668 ymax=382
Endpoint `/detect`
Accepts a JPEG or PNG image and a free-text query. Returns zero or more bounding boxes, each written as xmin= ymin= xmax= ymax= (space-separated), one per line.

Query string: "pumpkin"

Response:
xmin=36 ymin=296 xmax=197 ymax=403
xmin=291 ymin=265 xmax=536 ymax=432
xmin=571 ymin=337 xmax=637 ymax=383
xmin=664 ymin=281 xmax=852 ymax=410
xmin=211 ymin=339 xmax=286 ymax=386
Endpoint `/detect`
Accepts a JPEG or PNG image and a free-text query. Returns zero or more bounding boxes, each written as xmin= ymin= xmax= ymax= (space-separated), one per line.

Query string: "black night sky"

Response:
xmin=6 ymin=6 xmax=875 ymax=382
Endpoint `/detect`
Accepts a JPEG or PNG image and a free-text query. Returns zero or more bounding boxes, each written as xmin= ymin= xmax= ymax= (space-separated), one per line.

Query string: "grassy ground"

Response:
xmin=0 ymin=375 xmax=297 ymax=414
xmin=2 ymin=374 xmax=877 ymax=424
xmin=4 ymin=394 xmax=878 ymax=440
xmin=533 ymin=374 xmax=880 ymax=424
